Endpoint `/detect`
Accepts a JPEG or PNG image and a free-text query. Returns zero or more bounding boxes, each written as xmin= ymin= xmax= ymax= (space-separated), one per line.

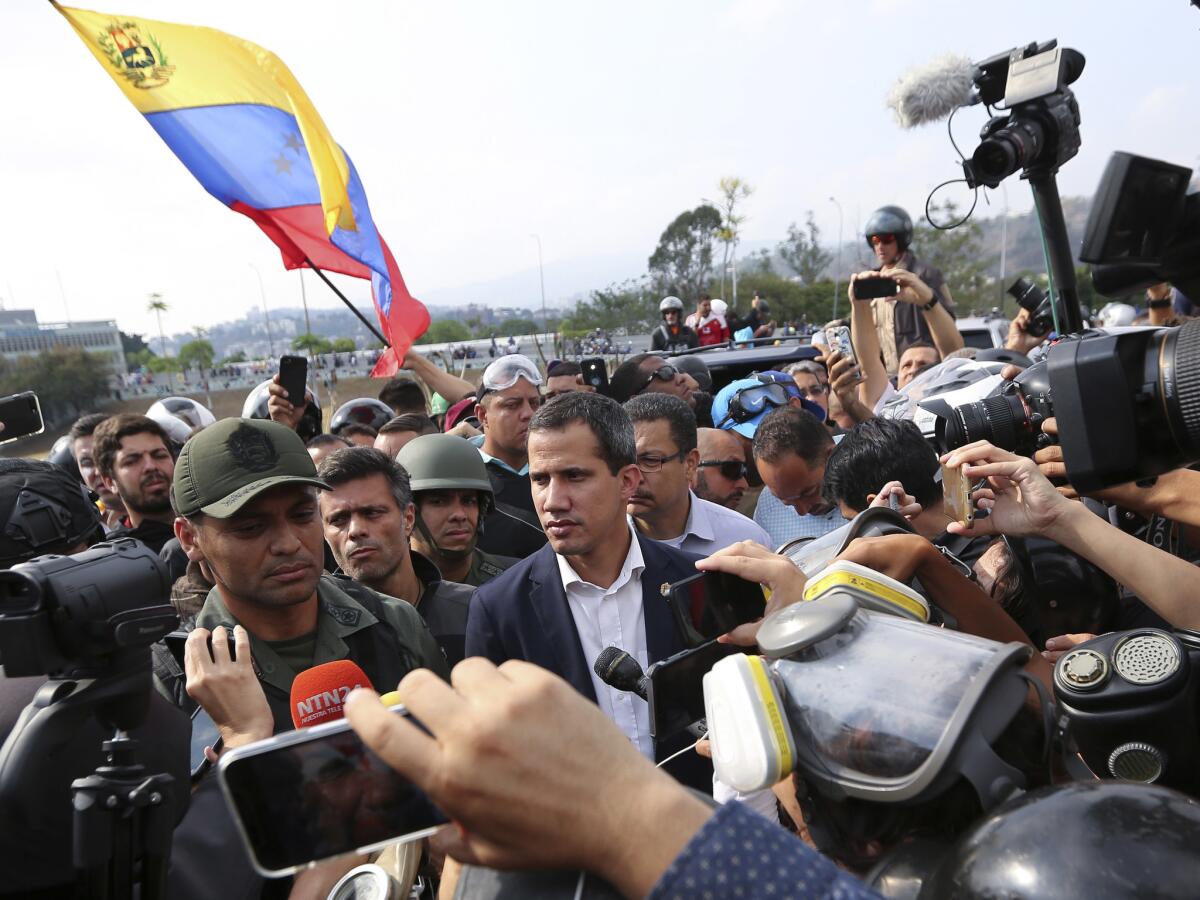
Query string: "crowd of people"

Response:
xmin=2 ymin=204 xmax=1200 ymax=899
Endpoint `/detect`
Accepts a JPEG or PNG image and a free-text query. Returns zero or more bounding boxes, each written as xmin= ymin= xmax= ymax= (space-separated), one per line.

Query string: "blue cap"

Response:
xmin=712 ymin=375 xmax=824 ymax=439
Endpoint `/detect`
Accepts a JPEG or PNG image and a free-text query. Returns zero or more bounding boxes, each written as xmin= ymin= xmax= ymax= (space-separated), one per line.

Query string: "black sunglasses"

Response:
xmin=698 ymin=460 xmax=748 ymax=481
xmin=642 ymin=364 xmax=678 ymax=388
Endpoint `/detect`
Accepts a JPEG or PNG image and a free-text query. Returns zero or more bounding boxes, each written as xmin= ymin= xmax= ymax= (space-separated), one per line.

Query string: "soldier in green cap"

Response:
xmin=160 ymin=417 xmax=449 ymax=740
xmin=397 ymin=434 xmax=519 ymax=588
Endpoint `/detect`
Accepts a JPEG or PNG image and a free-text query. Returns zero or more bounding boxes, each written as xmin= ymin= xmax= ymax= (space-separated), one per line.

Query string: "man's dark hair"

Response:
xmin=68 ymin=412 xmax=110 ymax=443
xmin=822 ymin=418 xmax=940 ymax=511
xmin=528 ymin=392 xmax=635 ymax=475
xmin=698 ymin=292 xmax=711 ymax=302
xmin=317 ymin=446 xmax=413 ymax=512
xmin=379 ymin=414 xmax=438 ymax=437
xmin=624 ymin=394 xmax=697 ymax=455
xmin=752 ymin=407 xmax=833 ymax=467
xmin=900 ymin=338 xmax=938 ymax=357
xmin=339 ymin=423 xmax=379 ymax=441
xmin=547 ymin=360 xmax=581 ymax=378
xmin=378 ymin=378 xmax=428 ymax=416
xmin=307 ymin=433 xmax=352 ymax=450
xmin=609 ymin=353 xmax=656 ymax=403
xmin=92 ymin=414 xmax=171 ymax=479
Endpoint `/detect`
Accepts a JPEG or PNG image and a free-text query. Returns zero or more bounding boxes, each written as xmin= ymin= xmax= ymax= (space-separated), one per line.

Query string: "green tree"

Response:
xmin=177 ymin=339 xmax=215 ymax=371
xmin=563 ymin=279 xmax=657 ymax=335
xmin=292 ymin=333 xmax=333 ymax=355
xmin=711 ymin=177 xmax=753 ymax=300
xmin=219 ymin=350 xmax=247 ymax=365
xmin=496 ymin=317 xmax=537 ymax=336
xmin=0 ymin=347 xmax=109 ymax=428
xmin=417 ymin=320 xmax=472 ymax=345
xmin=146 ymin=293 xmax=169 ymax=357
xmin=648 ymin=204 xmax=723 ymax=301
xmin=119 ymin=330 xmax=153 ymax=370
xmin=331 ymin=338 xmax=356 ymax=353
xmin=912 ymin=201 xmax=997 ymax=315
xmin=778 ymin=211 xmax=833 ymax=285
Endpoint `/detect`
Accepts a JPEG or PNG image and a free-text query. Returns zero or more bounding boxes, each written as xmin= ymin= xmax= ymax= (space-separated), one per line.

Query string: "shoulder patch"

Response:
xmin=326 ymin=604 xmax=361 ymax=627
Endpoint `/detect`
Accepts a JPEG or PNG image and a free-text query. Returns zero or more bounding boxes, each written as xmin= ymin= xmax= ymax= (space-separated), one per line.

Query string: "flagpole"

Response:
xmin=302 ymin=257 xmax=389 ymax=347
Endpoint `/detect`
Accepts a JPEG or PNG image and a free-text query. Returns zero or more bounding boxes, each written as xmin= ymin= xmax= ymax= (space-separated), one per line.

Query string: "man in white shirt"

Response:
xmin=464 ymin=393 xmax=712 ymax=793
xmin=625 ymin=394 xmax=771 ymax=555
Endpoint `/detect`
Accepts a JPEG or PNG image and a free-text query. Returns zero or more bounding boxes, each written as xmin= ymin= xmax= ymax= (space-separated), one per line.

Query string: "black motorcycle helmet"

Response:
xmin=330 ymin=398 xmax=394 ymax=435
xmin=864 ymin=205 xmax=914 ymax=252
xmin=918 ymin=781 xmax=1200 ymax=899
xmin=46 ymin=435 xmax=81 ymax=483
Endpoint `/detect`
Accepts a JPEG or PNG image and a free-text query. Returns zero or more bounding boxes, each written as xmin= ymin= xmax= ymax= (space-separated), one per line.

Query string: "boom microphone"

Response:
xmin=290 ymin=659 xmax=374 ymax=728
xmin=594 ymin=646 xmax=649 ymax=701
xmin=886 ymin=53 xmax=977 ymax=128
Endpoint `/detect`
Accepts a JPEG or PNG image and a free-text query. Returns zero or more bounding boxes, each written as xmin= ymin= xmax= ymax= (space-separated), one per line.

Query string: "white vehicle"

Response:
xmin=956 ymin=315 xmax=1009 ymax=350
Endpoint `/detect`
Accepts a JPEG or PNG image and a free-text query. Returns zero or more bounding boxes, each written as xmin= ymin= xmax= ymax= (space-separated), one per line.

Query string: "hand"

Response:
xmin=848 ymin=270 xmax=881 ymax=303
xmin=1146 ymin=282 xmax=1172 ymax=302
xmin=1005 ymin=308 xmax=1045 ymax=354
xmin=939 ymin=441 xmax=1075 ymax=539
xmin=889 ymin=269 xmax=935 ymax=307
xmin=343 ymin=661 xmax=711 ymax=897
xmin=184 ymin=625 xmax=273 ymax=751
xmin=266 ymin=375 xmax=305 ymax=432
xmin=1042 ymin=632 xmax=1098 ymax=663
xmin=1032 ymin=418 xmax=1080 ymax=498
xmin=695 ymin=541 xmax=808 ymax=646
xmin=833 ymin=533 xmax=936 ymax=584
xmin=825 ymin=350 xmax=862 ymax=400
xmin=446 ymin=420 xmax=481 ymax=439
xmin=868 ymin=480 xmax=923 ymax=519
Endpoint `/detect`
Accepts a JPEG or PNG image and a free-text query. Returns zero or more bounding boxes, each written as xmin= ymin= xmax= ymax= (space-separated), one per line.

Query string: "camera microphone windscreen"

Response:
xmin=886 ymin=53 xmax=977 ymax=128
xmin=594 ymin=646 xmax=648 ymax=701
xmin=290 ymin=659 xmax=374 ymax=728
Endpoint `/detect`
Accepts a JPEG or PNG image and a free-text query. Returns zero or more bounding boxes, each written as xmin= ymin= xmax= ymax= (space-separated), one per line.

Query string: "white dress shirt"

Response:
xmin=650 ymin=491 xmax=773 ymax=557
xmin=556 ymin=525 xmax=654 ymax=760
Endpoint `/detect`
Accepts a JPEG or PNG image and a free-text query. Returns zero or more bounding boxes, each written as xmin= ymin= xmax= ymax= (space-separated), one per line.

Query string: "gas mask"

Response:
xmin=704 ymin=594 xmax=1038 ymax=811
xmin=1054 ymin=628 xmax=1200 ymax=794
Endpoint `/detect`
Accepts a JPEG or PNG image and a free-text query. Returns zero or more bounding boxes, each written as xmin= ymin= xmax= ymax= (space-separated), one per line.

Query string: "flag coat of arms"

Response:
xmin=57 ymin=4 xmax=428 ymax=375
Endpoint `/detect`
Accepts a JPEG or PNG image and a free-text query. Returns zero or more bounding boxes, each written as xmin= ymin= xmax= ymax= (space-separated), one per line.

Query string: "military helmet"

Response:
xmin=397 ymin=434 xmax=494 ymax=516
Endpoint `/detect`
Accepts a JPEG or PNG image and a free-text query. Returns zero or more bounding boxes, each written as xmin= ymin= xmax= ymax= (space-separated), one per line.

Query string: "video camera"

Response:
xmin=929 ymin=152 xmax=1200 ymax=493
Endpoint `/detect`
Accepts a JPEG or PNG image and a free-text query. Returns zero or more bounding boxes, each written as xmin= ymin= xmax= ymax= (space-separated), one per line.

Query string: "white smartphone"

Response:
xmin=217 ymin=707 xmax=446 ymax=877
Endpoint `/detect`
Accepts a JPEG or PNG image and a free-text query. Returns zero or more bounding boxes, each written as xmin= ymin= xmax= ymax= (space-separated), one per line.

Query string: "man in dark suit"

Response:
xmin=465 ymin=392 xmax=712 ymax=794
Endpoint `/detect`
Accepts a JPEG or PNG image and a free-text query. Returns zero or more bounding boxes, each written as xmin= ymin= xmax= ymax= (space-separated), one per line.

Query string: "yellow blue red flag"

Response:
xmin=55 ymin=4 xmax=427 ymax=374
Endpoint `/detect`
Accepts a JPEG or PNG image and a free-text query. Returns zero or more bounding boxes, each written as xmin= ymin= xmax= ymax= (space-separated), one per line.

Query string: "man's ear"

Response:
xmin=100 ymin=473 xmax=118 ymax=498
xmin=684 ymin=447 xmax=700 ymax=483
xmin=175 ymin=516 xmax=205 ymax=563
xmin=618 ymin=463 xmax=642 ymax=504
xmin=474 ymin=400 xmax=488 ymax=431
xmin=403 ymin=503 xmax=416 ymax=540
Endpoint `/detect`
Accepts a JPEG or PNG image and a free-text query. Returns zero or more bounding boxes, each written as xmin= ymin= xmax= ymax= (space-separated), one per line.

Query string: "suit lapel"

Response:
xmin=527 ymin=547 xmax=597 ymax=702
xmin=639 ymin=536 xmax=688 ymax=664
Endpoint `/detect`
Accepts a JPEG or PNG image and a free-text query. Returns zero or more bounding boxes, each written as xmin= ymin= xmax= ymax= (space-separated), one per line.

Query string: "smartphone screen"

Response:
xmin=854 ymin=276 xmax=899 ymax=300
xmin=580 ymin=357 xmax=609 ymax=394
xmin=218 ymin=711 xmax=447 ymax=876
xmin=648 ymin=642 xmax=743 ymax=739
xmin=278 ymin=355 xmax=308 ymax=407
xmin=942 ymin=463 xmax=974 ymax=525
xmin=667 ymin=571 xmax=767 ymax=648
xmin=0 ymin=392 xmax=44 ymax=445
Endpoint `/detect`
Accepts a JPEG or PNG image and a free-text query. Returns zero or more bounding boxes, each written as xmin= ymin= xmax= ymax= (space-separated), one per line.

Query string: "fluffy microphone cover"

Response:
xmin=291 ymin=659 xmax=373 ymax=728
xmin=886 ymin=54 xmax=976 ymax=128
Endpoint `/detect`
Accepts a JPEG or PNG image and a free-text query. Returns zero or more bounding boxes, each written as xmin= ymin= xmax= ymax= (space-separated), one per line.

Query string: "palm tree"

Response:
xmin=147 ymin=293 xmax=169 ymax=357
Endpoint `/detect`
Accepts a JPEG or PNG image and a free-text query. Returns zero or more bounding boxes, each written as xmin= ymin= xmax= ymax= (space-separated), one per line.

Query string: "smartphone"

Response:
xmin=942 ymin=463 xmax=974 ymax=525
xmin=164 ymin=629 xmax=238 ymax=668
xmin=189 ymin=705 xmax=222 ymax=782
xmin=854 ymin=276 xmax=899 ymax=300
xmin=647 ymin=641 xmax=743 ymax=740
xmin=826 ymin=326 xmax=863 ymax=382
xmin=278 ymin=355 xmax=308 ymax=407
xmin=667 ymin=571 xmax=767 ymax=649
xmin=218 ymin=708 xmax=447 ymax=877
xmin=580 ymin=357 xmax=609 ymax=395
xmin=0 ymin=392 xmax=44 ymax=445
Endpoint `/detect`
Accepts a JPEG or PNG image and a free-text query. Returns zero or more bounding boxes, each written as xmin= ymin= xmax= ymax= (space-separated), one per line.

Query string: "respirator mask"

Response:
xmin=703 ymin=594 xmax=1038 ymax=811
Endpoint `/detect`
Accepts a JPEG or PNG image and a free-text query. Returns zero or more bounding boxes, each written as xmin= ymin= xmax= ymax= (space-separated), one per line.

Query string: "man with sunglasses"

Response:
xmin=692 ymin=428 xmax=751 ymax=510
xmin=610 ymin=353 xmax=700 ymax=409
xmin=625 ymin=394 xmax=770 ymax=556
xmin=471 ymin=354 xmax=549 ymax=559
xmin=863 ymin=205 xmax=959 ymax=377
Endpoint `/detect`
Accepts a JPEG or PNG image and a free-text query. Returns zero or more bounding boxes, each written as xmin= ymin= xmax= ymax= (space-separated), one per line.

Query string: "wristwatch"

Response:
xmin=921 ymin=294 xmax=940 ymax=312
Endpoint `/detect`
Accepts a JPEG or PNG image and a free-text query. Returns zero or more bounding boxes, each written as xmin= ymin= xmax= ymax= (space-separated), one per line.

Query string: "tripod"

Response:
xmin=0 ymin=652 xmax=180 ymax=900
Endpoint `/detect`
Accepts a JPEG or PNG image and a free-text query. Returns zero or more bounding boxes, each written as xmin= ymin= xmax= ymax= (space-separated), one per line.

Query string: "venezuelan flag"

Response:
xmin=56 ymin=4 xmax=427 ymax=375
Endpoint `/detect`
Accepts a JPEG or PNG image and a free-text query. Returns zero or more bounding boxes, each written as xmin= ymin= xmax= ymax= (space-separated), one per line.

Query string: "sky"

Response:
xmin=3 ymin=0 xmax=1197 ymax=339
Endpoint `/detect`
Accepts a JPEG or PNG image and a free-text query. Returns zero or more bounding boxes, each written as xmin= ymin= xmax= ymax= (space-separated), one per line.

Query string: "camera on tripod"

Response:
xmin=962 ymin=41 xmax=1084 ymax=190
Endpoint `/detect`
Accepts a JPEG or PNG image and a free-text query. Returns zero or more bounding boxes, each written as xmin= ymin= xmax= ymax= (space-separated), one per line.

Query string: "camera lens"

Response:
xmin=1007 ymin=277 xmax=1044 ymax=313
xmin=942 ymin=393 xmax=1031 ymax=453
xmin=973 ymin=118 xmax=1045 ymax=186
xmin=1156 ymin=319 xmax=1200 ymax=458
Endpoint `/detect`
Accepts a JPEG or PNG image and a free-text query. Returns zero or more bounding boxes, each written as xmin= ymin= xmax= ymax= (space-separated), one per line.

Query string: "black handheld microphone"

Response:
xmin=594 ymin=646 xmax=649 ymax=701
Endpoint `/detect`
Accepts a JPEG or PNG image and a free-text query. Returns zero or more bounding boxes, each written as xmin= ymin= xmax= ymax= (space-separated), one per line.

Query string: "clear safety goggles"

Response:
xmin=479 ymin=354 xmax=543 ymax=397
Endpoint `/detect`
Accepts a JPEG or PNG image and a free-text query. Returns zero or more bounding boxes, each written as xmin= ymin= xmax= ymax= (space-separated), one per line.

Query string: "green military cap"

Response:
xmin=171 ymin=417 xmax=329 ymax=518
